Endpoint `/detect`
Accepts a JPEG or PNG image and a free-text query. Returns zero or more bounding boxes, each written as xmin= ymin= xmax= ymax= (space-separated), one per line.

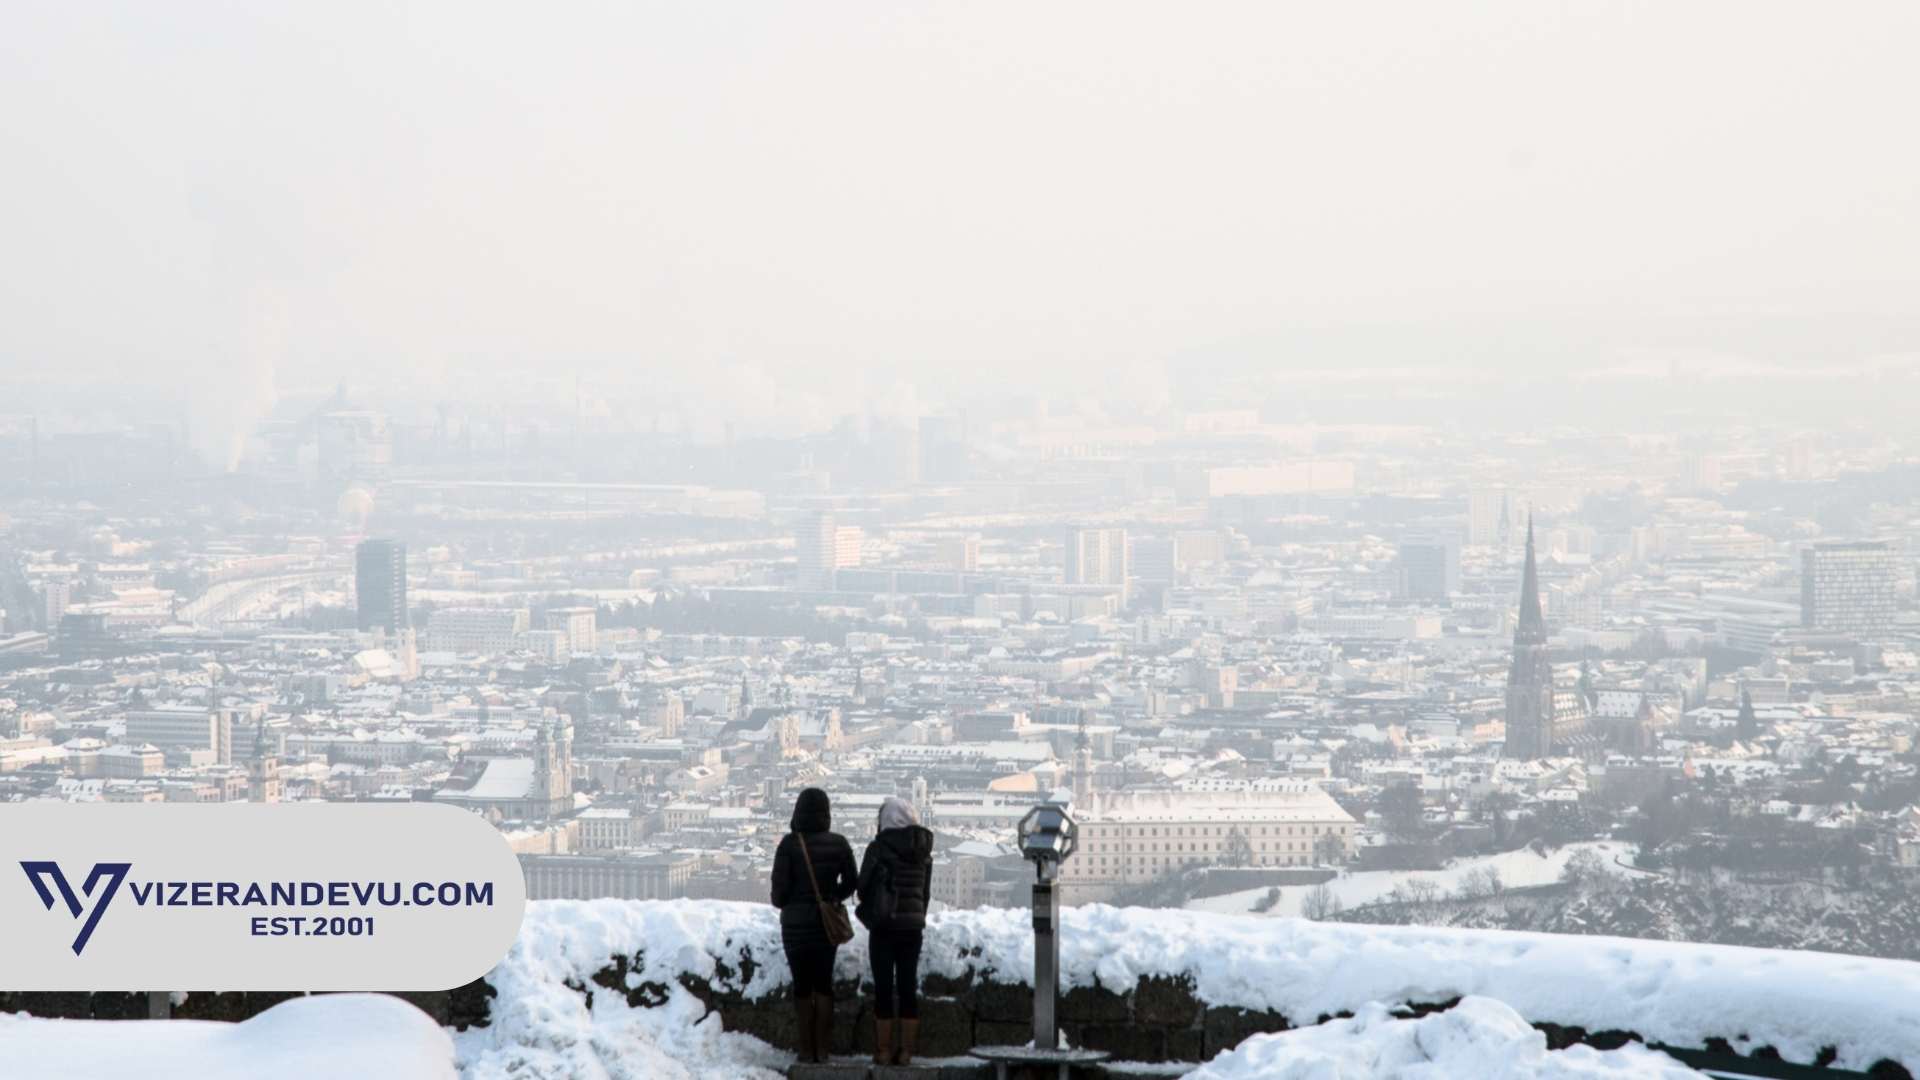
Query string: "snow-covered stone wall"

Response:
xmin=453 ymin=899 xmax=1920 ymax=1079
xmin=7 ymin=900 xmax=1917 ymax=1079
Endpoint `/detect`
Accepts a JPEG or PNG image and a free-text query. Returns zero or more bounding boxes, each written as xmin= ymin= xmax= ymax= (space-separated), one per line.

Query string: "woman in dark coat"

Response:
xmin=771 ymin=787 xmax=857 ymax=1063
xmin=857 ymin=795 xmax=935 ymax=1065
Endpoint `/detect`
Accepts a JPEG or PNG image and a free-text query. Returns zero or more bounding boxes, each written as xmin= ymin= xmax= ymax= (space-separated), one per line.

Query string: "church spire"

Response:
xmin=1072 ymin=710 xmax=1095 ymax=809
xmin=1503 ymin=515 xmax=1557 ymax=761
xmin=1516 ymin=516 xmax=1544 ymax=638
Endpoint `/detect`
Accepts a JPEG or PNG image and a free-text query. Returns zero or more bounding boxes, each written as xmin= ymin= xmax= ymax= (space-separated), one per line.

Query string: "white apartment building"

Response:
xmin=546 ymin=606 xmax=597 ymax=655
xmin=126 ymin=706 xmax=232 ymax=764
xmin=1064 ymin=528 xmax=1128 ymax=589
xmin=939 ymin=534 xmax=981 ymax=572
xmin=526 ymin=629 xmax=570 ymax=664
xmin=576 ymin=806 xmax=642 ymax=852
xmin=426 ymin=607 xmax=530 ymax=655
xmin=795 ymin=512 xmax=863 ymax=590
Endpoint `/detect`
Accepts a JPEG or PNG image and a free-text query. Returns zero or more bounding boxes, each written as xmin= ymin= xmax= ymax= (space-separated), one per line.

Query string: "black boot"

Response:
xmin=812 ymin=993 xmax=836 ymax=1062
xmin=793 ymin=995 xmax=818 ymax=1063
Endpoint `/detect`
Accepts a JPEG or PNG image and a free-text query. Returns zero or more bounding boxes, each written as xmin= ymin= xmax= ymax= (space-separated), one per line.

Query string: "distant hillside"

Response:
xmin=1332 ymin=867 xmax=1920 ymax=963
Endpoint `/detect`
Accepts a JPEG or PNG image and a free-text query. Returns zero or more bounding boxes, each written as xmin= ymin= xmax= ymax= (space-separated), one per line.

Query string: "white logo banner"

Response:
xmin=0 ymin=802 xmax=526 ymax=990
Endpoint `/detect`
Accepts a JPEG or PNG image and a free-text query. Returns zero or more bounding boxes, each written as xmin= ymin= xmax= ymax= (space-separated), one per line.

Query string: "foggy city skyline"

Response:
xmin=4 ymin=6 xmax=1920 ymax=1079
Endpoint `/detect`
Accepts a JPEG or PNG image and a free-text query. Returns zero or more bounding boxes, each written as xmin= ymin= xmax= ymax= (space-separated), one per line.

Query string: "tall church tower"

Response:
xmin=1072 ymin=711 xmax=1096 ymax=809
xmin=247 ymin=719 xmax=281 ymax=803
xmin=535 ymin=712 xmax=574 ymax=818
xmin=1503 ymin=519 xmax=1555 ymax=759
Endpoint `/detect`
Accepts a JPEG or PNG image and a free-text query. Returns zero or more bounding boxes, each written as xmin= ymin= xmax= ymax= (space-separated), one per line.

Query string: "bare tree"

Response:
xmin=1459 ymin=865 xmax=1504 ymax=900
xmin=1301 ymin=882 xmax=1342 ymax=920
xmin=1223 ymin=826 xmax=1254 ymax=867
xmin=1403 ymin=877 xmax=1442 ymax=907
xmin=1313 ymin=831 xmax=1347 ymax=868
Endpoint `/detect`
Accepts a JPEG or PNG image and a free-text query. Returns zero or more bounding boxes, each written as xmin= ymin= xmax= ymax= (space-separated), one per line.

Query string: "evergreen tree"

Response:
xmin=1736 ymin=690 xmax=1760 ymax=743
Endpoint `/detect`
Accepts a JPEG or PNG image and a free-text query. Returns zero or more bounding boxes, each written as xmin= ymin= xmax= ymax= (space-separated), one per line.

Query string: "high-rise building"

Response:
xmin=1801 ymin=540 xmax=1897 ymax=636
xmin=1468 ymin=487 xmax=1527 ymax=547
xmin=1064 ymin=528 xmax=1128 ymax=590
xmin=918 ymin=414 xmax=968 ymax=482
xmin=1467 ymin=488 xmax=1504 ymax=546
xmin=794 ymin=511 xmax=861 ymax=590
xmin=546 ymin=606 xmax=597 ymax=655
xmin=526 ymin=628 xmax=570 ymax=664
xmin=1129 ymin=537 xmax=1175 ymax=585
xmin=1397 ymin=534 xmax=1461 ymax=600
xmin=42 ymin=580 xmax=70 ymax=631
xmin=937 ymin=533 xmax=980 ymax=572
xmin=795 ymin=512 xmax=836 ymax=590
xmin=354 ymin=539 xmax=407 ymax=634
xmin=1174 ymin=530 xmax=1229 ymax=571
xmin=1683 ymin=454 xmax=1722 ymax=493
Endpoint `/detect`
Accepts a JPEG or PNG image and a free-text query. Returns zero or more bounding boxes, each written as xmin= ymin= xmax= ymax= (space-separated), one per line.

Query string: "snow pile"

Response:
xmin=453 ymin=900 xmax=792 ymax=1079
xmin=0 ymin=994 xmax=456 ymax=1080
xmin=1181 ymin=996 xmax=1703 ymax=1080
xmin=485 ymin=899 xmax=1920 ymax=1075
xmin=1186 ymin=841 xmax=1640 ymax=918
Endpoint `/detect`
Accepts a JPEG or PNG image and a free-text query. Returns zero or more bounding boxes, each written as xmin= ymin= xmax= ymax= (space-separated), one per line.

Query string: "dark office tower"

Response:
xmin=1397 ymin=533 xmax=1461 ymax=600
xmin=1801 ymin=540 xmax=1897 ymax=636
xmin=1503 ymin=521 xmax=1554 ymax=760
xmin=355 ymin=539 xmax=407 ymax=634
xmin=918 ymin=414 xmax=968 ymax=482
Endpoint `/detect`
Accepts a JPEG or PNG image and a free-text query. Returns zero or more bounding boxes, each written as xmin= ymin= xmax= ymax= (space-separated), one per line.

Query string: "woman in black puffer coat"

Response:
xmin=857 ymin=795 xmax=935 ymax=1066
xmin=771 ymin=787 xmax=858 ymax=1063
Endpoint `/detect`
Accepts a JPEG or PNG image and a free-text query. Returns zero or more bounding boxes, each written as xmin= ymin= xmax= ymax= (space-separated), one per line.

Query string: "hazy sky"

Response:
xmin=4 ymin=2 xmax=1918 ymax=439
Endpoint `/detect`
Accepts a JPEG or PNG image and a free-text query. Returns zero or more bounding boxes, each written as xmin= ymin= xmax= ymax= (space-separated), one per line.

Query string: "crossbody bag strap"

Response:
xmin=794 ymin=830 xmax=828 ymax=905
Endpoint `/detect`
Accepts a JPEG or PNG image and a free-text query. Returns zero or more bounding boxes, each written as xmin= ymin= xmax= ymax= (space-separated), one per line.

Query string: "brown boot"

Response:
xmin=813 ymin=993 xmax=836 ymax=1062
xmin=872 ymin=1015 xmax=894 ymax=1065
xmin=792 ymin=996 xmax=818 ymax=1063
xmin=895 ymin=1018 xmax=919 ymax=1065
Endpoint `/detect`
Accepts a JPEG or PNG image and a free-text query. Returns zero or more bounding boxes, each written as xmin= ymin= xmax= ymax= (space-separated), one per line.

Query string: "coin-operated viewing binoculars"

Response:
xmin=1017 ymin=798 xmax=1078 ymax=1049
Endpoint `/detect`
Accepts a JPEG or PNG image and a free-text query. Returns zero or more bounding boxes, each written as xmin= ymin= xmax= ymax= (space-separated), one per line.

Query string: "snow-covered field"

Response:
xmin=1187 ymin=841 xmax=1642 ymax=918
xmin=1185 ymin=996 xmax=1703 ymax=1079
xmin=0 ymin=994 xmax=457 ymax=1080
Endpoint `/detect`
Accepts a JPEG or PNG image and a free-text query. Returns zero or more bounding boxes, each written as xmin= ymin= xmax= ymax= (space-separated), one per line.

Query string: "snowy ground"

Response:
xmin=0 ymin=994 xmax=457 ymax=1080
xmin=1181 ymin=996 xmax=1703 ymax=1080
xmin=6 ymin=899 xmax=1916 ymax=1078
xmin=452 ymin=898 xmax=1920 ymax=1078
xmin=1187 ymin=841 xmax=1643 ymax=918
xmin=452 ymin=900 xmax=791 ymax=1080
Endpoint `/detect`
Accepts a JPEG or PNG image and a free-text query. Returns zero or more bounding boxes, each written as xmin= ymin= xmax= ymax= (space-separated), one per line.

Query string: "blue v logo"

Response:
xmin=21 ymin=861 xmax=131 ymax=955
